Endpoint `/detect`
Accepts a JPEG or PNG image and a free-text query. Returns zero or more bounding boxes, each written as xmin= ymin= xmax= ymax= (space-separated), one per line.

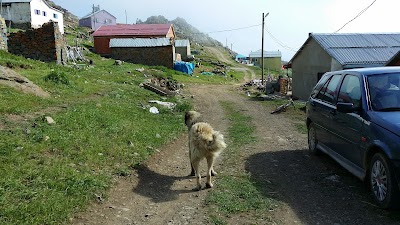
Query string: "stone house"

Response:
xmin=175 ymin=39 xmax=191 ymax=61
xmin=92 ymin=23 xmax=175 ymax=56
xmin=79 ymin=5 xmax=116 ymax=31
xmin=110 ymin=38 xmax=175 ymax=69
xmin=0 ymin=0 xmax=64 ymax=33
xmin=249 ymin=50 xmax=282 ymax=71
xmin=286 ymin=33 xmax=400 ymax=100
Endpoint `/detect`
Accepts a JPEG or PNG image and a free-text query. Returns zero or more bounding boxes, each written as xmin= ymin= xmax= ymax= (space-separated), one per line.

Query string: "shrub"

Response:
xmin=44 ymin=71 xmax=70 ymax=85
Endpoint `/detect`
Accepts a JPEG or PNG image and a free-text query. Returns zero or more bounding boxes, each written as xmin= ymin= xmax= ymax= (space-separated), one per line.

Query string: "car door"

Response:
xmin=330 ymin=74 xmax=363 ymax=166
xmin=309 ymin=74 xmax=342 ymax=149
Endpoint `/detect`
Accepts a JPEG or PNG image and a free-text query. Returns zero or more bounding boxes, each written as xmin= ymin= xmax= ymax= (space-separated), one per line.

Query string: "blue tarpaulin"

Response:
xmin=174 ymin=61 xmax=194 ymax=75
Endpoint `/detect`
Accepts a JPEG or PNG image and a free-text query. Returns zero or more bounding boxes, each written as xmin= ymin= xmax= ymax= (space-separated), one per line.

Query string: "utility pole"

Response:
xmin=261 ymin=12 xmax=269 ymax=86
xmin=125 ymin=10 xmax=127 ymax=24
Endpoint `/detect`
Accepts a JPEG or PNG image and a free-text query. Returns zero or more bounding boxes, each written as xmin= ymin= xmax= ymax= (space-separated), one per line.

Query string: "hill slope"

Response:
xmin=137 ymin=15 xmax=223 ymax=47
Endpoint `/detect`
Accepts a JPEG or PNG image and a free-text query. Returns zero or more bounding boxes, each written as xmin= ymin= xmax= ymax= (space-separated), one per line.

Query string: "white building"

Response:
xmin=0 ymin=0 xmax=64 ymax=33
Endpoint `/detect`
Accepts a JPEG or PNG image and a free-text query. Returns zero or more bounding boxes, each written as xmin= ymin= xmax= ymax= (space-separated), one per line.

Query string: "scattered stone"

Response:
xmin=324 ymin=174 xmax=340 ymax=183
xmin=44 ymin=116 xmax=55 ymax=124
xmin=114 ymin=60 xmax=123 ymax=66
xmin=149 ymin=107 xmax=159 ymax=114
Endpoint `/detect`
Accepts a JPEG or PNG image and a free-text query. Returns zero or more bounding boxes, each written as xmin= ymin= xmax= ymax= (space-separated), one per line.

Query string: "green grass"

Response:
xmin=0 ymin=49 xmax=207 ymax=224
xmin=0 ymin=42 xmax=247 ymax=224
xmin=205 ymin=101 xmax=276 ymax=224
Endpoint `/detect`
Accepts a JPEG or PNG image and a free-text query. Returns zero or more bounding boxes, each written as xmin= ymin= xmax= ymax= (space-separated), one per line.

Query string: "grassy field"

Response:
xmin=0 ymin=37 xmax=301 ymax=224
xmin=0 ymin=46 xmax=241 ymax=224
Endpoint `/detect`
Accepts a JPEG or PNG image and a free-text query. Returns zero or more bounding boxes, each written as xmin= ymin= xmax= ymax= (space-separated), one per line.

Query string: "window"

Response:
xmin=310 ymin=74 xmax=330 ymax=98
xmin=43 ymin=11 xmax=47 ymax=17
xmin=105 ymin=19 xmax=112 ymax=24
xmin=53 ymin=13 xmax=58 ymax=19
xmin=316 ymin=75 xmax=341 ymax=104
xmin=34 ymin=9 xmax=40 ymax=15
xmin=338 ymin=75 xmax=361 ymax=108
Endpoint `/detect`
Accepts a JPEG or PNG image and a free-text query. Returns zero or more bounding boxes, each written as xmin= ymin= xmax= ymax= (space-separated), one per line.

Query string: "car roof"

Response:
xmin=331 ymin=66 xmax=400 ymax=76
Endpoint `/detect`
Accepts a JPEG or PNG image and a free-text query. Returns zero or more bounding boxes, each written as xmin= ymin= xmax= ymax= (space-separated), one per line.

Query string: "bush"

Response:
xmin=44 ymin=71 xmax=70 ymax=85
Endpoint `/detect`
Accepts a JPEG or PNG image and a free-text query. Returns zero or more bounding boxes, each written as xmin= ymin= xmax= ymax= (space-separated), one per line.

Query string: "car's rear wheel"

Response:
xmin=307 ymin=123 xmax=319 ymax=154
xmin=369 ymin=153 xmax=400 ymax=209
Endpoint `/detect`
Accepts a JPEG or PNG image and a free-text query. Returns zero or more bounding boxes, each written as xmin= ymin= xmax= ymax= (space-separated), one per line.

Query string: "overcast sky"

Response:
xmin=51 ymin=0 xmax=399 ymax=61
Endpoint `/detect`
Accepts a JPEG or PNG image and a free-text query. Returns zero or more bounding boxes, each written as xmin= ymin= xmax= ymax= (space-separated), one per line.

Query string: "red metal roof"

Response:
xmin=92 ymin=24 xmax=172 ymax=37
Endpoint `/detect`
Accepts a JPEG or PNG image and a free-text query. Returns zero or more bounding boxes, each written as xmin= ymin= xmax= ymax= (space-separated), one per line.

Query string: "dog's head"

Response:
xmin=185 ymin=111 xmax=202 ymax=129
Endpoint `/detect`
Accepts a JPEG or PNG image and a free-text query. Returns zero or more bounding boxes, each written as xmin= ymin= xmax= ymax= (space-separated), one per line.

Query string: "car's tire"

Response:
xmin=308 ymin=123 xmax=319 ymax=155
xmin=369 ymin=153 xmax=400 ymax=209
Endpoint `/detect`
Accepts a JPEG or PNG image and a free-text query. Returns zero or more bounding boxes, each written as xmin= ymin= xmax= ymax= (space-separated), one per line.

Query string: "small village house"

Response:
xmin=174 ymin=39 xmax=191 ymax=61
xmin=92 ymin=23 xmax=175 ymax=55
xmin=0 ymin=0 xmax=64 ymax=33
xmin=287 ymin=33 xmax=400 ymax=100
xmin=110 ymin=38 xmax=175 ymax=69
xmin=249 ymin=50 xmax=282 ymax=71
xmin=79 ymin=5 xmax=116 ymax=31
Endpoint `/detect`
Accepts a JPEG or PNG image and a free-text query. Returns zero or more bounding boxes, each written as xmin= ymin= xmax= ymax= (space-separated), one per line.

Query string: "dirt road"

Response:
xmin=71 ymin=48 xmax=400 ymax=225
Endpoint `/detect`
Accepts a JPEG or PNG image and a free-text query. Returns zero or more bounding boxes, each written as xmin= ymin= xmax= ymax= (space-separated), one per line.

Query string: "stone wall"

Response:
xmin=8 ymin=22 xmax=66 ymax=64
xmin=111 ymin=46 xmax=174 ymax=69
xmin=0 ymin=17 xmax=7 ymax=51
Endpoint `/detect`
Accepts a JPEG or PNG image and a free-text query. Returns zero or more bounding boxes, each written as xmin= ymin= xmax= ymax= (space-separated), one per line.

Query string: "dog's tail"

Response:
xmin=209 ymin=131 xmax=227 ymax=153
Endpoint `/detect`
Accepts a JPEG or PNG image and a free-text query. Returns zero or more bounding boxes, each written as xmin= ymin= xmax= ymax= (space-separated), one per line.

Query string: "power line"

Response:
xmin=334 ymin=0 xmax=377 ymax=33
xmin=203 ymin=23 xmax=261 ymax=34
xmin=265 ymin=27 xmax=298 ymax=52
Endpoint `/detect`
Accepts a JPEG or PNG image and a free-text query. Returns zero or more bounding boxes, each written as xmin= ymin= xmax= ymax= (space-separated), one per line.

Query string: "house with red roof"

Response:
xmin=92 ymin=23 xmax=175 ymax=55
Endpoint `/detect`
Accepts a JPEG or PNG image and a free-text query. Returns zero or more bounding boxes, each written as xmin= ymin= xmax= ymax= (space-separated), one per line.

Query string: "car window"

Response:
xmin=368 ymin=73 xmax=400 ymax=111
xmin=310 ymin=74 xmax=330 ymax=98
xmin=316 ymin=75 xmax=341 ymax=104
xmin=338 ymin=75 xmax=361 ymax=108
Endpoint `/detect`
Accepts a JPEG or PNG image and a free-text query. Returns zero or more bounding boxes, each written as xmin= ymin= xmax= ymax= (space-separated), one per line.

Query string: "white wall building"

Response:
xmin=0 ymin=0 xmax=64 ymax=33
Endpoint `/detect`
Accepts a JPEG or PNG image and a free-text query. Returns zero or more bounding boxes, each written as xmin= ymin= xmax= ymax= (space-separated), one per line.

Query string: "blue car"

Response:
xmin=306 ymin=67 xmax=400 ymax=209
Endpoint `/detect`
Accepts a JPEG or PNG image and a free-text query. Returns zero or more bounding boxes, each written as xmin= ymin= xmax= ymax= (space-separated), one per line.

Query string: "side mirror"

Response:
xmin=337 ymin=102 xmax=358 ymax=113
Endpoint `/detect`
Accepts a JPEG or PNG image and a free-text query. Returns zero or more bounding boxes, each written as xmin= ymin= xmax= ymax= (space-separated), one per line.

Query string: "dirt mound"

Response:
xmin=0 ymin=66 xmax=50 ymax=98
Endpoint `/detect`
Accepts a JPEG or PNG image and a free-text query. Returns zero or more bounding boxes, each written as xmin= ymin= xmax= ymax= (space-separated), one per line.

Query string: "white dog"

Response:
xmin=185 ymin=111 xmax=226 ymax=190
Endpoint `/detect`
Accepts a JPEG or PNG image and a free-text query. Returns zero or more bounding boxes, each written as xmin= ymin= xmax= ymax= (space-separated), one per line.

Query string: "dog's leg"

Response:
xmin=188 ymin=142 xmax=196 ymax=176
xmin=192 ymin=159 xmax=202 ymax=191
xmin=211 ymin=167 xmax=217 ymax=176
xmin=205 ymin=156 xmax=215 ymax=189
xmin=190 ymin=164 xmax=195 ymax=176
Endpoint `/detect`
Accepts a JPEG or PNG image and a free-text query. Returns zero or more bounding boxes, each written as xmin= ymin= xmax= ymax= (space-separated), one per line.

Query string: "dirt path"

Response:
xmin=71 ymin=48 xmax=400 ymax=225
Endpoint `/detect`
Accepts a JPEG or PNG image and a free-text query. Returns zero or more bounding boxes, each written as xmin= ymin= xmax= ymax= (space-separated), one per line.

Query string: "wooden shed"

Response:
xmin=92 ymin=23 xmax=175 ymax=55
xmin=110 ymin=38 xmax=175 ymax=69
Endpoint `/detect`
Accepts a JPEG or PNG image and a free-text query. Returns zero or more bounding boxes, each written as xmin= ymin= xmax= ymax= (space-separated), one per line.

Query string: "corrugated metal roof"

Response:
xmin=1 ymin=0 xmax=63 ymax=13
xmin=175 ymin=39 xmax=189 ymax=47
xmin=110 ymin=38 xmax=172 ymax=48
xmin=312 ymin=33 xmax=400 ymax=66
xmin=92 ymin=24 xmax=172 ymax=37
xmin=249 ymin=50 xmax=282 ymax=58
xmin=1 ymin=0 xmax=32 ymax=3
